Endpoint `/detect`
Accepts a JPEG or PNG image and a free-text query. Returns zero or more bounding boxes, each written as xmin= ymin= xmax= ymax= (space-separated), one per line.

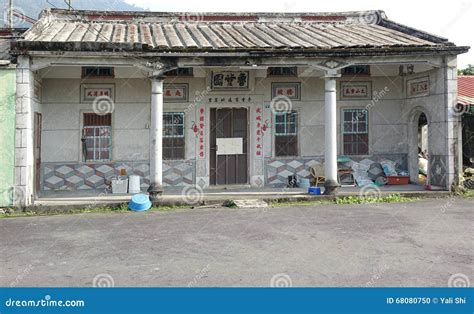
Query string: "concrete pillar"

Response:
xmin=148 ymin=77 xmax=164 ymax=198
xmin=14 ymin=55 xmax=35 ymax=207
xmin=323 ymin=72 xmax=340 ymax=195
xmin=444 ymin=56 xmax=459 ymax=190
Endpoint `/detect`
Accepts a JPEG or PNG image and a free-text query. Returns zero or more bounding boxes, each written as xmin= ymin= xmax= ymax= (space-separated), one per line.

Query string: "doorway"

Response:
xmin=210 ymin=108 xmax=248 ymax=185
xmin=408 ymin=109 xmax=430 ymax=185
xmin=417 ymin=113 xmax=428 ymax=184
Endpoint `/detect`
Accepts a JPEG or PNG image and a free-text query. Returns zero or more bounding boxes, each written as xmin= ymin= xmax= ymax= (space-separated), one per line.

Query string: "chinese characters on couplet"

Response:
xmin=198 ymin=107 xmax=205 ymax=159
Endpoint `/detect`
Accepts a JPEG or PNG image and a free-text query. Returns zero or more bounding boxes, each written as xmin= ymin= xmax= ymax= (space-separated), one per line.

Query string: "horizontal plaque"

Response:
xmin=164 ymin=83 xmax=188 ymax=102
xmin=211 ymin=71 xmax=249 ymax=90
xmin=340 ymin=81 xmax=372 ymax=100
xmin=80 ymin=84 xmax=115 ymax=103
xmin=407 ymin=77 xmax=429 ymax=98
xmin=271 ymin=82 xmax=301 ymax=100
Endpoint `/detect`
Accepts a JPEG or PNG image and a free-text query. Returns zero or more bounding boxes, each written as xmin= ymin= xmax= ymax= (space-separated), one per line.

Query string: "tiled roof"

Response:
xmin=15 ymin=9 xmax=468 ymax=55
xmin=458 ymin=76 xmax=474 ymax=105
xmin=0 ymin=29 xmax=27 ymax=62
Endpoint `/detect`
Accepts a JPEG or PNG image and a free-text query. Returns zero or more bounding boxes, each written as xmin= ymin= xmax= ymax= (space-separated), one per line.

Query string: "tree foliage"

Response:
xmin=459 ymin=64 xmax=474 ymax=75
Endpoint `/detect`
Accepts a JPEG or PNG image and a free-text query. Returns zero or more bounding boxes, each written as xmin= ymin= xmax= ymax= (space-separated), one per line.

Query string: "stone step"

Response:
xmin=233 ymin=199 xmax=268 ymax=208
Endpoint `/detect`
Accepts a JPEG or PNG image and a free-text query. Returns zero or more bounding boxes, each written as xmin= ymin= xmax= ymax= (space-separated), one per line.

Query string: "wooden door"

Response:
xmin=210 ymin=108 xmax=248 ymax=185
xmin=34 ymin=113 xmax=42 ymax=195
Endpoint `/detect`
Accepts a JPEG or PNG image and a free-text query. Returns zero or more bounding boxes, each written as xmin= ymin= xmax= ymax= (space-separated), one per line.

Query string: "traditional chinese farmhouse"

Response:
xmin=8 ymin=9 xmax=469 ymax=206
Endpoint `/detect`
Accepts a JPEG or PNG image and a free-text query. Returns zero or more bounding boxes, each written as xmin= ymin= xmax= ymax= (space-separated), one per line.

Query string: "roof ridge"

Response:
xmin=38 ymin=8 xmax=385 ymax=24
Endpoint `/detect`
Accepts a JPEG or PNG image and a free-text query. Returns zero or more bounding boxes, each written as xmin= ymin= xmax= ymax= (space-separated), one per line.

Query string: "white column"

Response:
xmin=149 ymin=77 xmax=163 ymax=197
xmin=14 ymin=55 xmax=35 ymax=206
xmin=323 ymin=72 xmax=340 ymax=195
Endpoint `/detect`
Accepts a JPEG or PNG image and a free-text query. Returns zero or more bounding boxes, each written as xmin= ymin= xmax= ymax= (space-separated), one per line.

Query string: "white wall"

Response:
xmin=39 ymin=65 xmax=430 ymax=166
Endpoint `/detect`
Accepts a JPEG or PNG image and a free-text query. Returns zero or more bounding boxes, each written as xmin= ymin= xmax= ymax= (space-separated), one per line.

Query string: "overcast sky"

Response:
xmin=125 ymin=0 xmax=473 ymax=68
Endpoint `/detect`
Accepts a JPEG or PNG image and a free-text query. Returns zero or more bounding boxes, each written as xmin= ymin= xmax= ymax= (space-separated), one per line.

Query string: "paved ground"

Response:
xmin=1 ymin=198 xmax=472 ymax=287
xmin=34 ymin=184 xmax=447 ymax=208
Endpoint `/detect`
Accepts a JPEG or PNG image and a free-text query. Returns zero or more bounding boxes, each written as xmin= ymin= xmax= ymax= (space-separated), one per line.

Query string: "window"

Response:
xmin=82 ymin=67 xmax=114 ymax=78
xmin=268 ymin=67 xmax=297 ymax=77
xmin=82 ymin=113 xmax=112 ymax=161
xmin=274 ymin=111 xmax=298 ymax=156
xmin=164 ymin=68 xmax=194 ymax=77
xmin=341 ymin=65 xmax=370 ymax=76
xmin=163 ymin=112 xmax=185 ymax=159
xmin=342 ymin=109 xmax=369 ymax=155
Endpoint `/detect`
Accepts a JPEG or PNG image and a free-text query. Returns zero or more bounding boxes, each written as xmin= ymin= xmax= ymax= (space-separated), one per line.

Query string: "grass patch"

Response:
xmin=223 ymin=200 xmax=237 ymax=208
xmin=269 ymin=193 xmax=417 ymax=208
xmin=335 ymin=193 xmax=414 ymax=204
xmin=0 ymin=202 xmax=190 ymax=218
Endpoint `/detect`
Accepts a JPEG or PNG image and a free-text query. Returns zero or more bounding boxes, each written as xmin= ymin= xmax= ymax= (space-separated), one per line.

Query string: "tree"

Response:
xmin=458 ymin=64 xmax=474 ymax=75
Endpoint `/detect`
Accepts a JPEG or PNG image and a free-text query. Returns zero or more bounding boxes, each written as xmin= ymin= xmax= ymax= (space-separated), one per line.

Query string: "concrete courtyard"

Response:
xmin=0 ymin=198 xmax=472 ymax=287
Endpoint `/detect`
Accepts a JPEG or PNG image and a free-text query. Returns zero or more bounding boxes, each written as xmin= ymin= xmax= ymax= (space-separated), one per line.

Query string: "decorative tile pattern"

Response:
xmin=265 ymin=154 xmax=408 ymax=187
xmin=163 ymin=160 xmax=194 ymax=186
xmin=430 ymin=155 xmax=447 ymax=187
xmin=265 ymin=158 xmax=323 ymax=186
xmin=41 ymin=160 xmax=195 ymax=192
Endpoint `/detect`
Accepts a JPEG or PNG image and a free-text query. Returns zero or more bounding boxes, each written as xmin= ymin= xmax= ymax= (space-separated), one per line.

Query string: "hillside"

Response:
xmin=1 ymin=0 xmax=145 ymax=27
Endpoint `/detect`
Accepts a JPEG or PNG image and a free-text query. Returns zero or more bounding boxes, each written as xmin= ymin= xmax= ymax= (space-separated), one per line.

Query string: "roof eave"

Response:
xmin=12 ymin=40 xmax=470 ymax=57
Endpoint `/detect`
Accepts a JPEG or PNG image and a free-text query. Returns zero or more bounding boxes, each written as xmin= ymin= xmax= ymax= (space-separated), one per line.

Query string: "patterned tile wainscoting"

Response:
xmin=264 ymin=154 xmax=408 ymax=187
xmin=41 ymin=160 xmax=195 ymax=192
xmin=429 ymin=155 xmax=447 ymax=187
xmin=265 ymin=158 xmax=324 ymax=186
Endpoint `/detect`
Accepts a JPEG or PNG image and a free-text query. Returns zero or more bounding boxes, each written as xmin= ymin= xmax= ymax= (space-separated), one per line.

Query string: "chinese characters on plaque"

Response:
xmin=340 ymin=82 xmax=372 ymax=100
xmin=271 ymin=83 xmax=301 ymax=100
xmin=163 ymin=83 xmax=188 ymax=102
xmin=211 ymin=71 xmax=249 ymax=90
xmin=208 ymin=96 xmax=252 ymax=103
xmin=80 ymin=84 xmax=115 ymax=103
xmin=407 ymin=77 xmax=429 ymax=98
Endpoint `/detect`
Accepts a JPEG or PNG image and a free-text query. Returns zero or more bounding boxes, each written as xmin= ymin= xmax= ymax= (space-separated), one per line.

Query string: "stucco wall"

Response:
xmin=38 ymin=65 xmax=454 ymax=192
xmin=0 ymin=68 xmax=16 ymax=206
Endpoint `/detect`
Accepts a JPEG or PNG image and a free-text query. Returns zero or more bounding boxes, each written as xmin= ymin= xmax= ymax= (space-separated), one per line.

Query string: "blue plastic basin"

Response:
xmin=308 ymin=187 xmax=321 ymax=195
xmin=128 ymin=194 xmax=152 ymax=211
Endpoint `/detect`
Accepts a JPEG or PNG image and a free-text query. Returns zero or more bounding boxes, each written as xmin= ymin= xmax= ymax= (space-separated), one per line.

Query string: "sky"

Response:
xmin=125 ymin=0 xmax=473 ymax=68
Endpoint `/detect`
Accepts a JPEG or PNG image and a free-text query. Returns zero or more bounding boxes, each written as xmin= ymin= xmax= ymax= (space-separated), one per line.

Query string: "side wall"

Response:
xmin=0 ymin=68 xmax=16 ymax=206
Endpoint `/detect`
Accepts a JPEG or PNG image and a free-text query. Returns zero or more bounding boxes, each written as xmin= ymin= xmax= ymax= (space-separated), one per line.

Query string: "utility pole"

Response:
xmin=7 ymin=0 xmax=13 ymax=28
